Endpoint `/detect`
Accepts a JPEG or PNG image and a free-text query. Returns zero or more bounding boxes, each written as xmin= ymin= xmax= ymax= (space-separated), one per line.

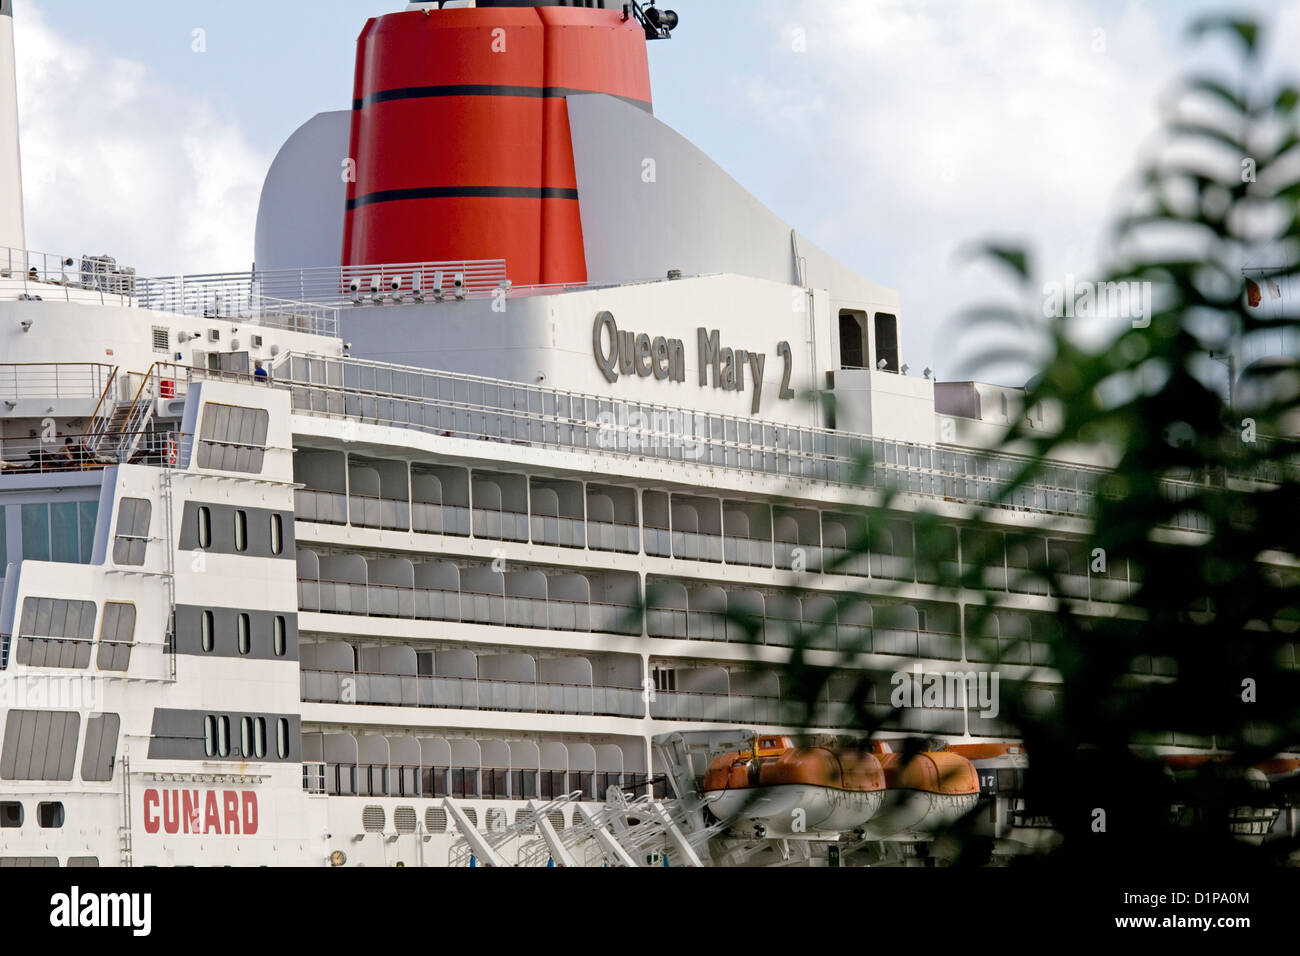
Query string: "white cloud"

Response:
xmin=751 ymin=0 xmax=1181 ymax=381
xmin=13 ymin=7 xmax=268 ymax=275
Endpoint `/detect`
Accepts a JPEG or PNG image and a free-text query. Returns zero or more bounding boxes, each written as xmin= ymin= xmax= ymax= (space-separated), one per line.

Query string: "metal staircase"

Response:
xmin=86 ymin=363 xmax=166 ymax=462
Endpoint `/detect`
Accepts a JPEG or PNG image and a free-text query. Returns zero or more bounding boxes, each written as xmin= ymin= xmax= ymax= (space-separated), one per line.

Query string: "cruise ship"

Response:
xmin=0 ymin=0 xmax=1288 ymax=868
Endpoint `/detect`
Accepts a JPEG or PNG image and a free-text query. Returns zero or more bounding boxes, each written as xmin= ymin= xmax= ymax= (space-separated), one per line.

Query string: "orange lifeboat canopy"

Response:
xmin=880 ymin=751 xmax=980 ymax=796
xmin=703 ymin=738 xmax=885 ymax=794
xmin=948 ymin=742 xmax=1025 ymax=762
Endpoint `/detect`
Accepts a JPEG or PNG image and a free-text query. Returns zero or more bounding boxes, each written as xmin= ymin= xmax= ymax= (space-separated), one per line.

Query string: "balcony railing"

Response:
xmin=302 ymin=761 xmax=641 ymax=800
xmin=300 ymin=669 xmax=645 ymax=718
xmin=0 ymin=430 xmax=191 ymax=474
xmin=298 ymin=578 xmax=642 ymax=635
xmin=261 ymin=352 xmax=1227 ymax=530
xmin=0 ymin=363 xmax=116 ymax=403
xmin=0 ymin=246 xmax=339 ymax=336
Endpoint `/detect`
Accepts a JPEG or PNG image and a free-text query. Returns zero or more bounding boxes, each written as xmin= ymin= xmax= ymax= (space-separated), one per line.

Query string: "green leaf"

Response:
xmin=958 ymin=242 xmax=1032 ymax=282
xmin=1188 ymin=16 xmax=1259 ymax=55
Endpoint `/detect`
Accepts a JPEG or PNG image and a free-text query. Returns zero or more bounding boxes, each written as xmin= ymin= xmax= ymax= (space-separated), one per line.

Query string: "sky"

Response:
xmin=10 ymin=0 xmax=1300 ymax=383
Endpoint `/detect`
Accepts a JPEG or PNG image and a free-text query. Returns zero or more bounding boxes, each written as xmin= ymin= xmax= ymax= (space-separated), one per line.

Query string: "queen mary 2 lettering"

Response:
xmin=593 ymin=311 xmax=794 ymax=414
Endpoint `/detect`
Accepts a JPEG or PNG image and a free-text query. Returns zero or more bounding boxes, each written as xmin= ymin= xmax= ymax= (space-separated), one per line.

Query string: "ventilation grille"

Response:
xmin=393 ymin=807 xmax=417 ymax=834
xmin=486 ymin=808 xmax=508 ymax=832
xmin=461 ymin=807 xmax=478 ymax=828
xmin=514 ymin=809 xmax=536 ymax=832
xmin=151 ymin=326 xmax=170 ymax=353
xmin=548 ymin=810 xmax=566 ymax=831
xmin=362 ymin=806 xmax=386 ymax=832
xmin=425 ymin=808 xmax=447 ymax=833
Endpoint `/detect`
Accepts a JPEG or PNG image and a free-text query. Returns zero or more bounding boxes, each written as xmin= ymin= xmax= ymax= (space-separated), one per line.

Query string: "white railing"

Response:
xmin=0 ymin=363 xmax=115 ymax=403
xmin=0 ymin=248 xmax=136 ymax=304
xmin=0 ymin=246 xmax=340 ymax=335
xmin=268 ymin=351 xmax=1129 ymax=523
xmin=136 ymin=259 xmax=509 ymax=311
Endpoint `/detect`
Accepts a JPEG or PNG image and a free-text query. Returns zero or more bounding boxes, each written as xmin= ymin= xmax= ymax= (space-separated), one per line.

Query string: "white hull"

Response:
xmin=707 ymin=785 xmax=886 ymax=836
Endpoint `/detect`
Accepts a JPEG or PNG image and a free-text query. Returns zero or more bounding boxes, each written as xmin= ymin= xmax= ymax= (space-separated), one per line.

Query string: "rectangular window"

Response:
xmin=20 ymin=504 xmax=50 ymax=562
xmin=78 ymin=501 xmax=97 ymax=563
xmin=80 ymin=713 xmax=120 ymax=782
xmin=197 ymin=403 xmax=269 ymax=474
xmin=17 ymin=597 xmax=96 ymax=669
xmin=97 ymin=603 xmax=136 ymax=671
xmin=112 ymin=498 xmax=151 ymax=566
xmin=50 ymin=502 xmax=79 ymax=563
xmin=16 ymin=502 xmax=97 ymax=565
xmin=234 ymin=511 xmax=248 ymax=553
xmin=874 ymin=312 xmax=900 ymax=373
xmin=0 ymin=710 xmax=81 ymax=781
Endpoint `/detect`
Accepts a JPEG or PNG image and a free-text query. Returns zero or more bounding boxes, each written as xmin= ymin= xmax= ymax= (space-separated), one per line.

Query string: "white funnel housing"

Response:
xmin=0 ymin=0 xmax=26 ymax=256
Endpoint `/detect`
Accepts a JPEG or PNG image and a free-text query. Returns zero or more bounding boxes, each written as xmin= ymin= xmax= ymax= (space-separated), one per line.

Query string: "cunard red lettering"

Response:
xmin=142 ymin=789 xmax=160 ymax=834
xmin=142 ymin=789 xmax=260 ymax=836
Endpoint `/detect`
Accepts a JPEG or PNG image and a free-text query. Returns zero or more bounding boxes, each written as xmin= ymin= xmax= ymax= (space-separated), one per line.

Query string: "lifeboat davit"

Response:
xmin=857 ymin=745 xmax=981 ymax=839
xmin=703 ymin=736 xmax=886 ymax=837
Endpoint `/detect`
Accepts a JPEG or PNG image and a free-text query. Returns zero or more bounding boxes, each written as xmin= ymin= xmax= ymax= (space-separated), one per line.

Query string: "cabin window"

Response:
xmin=276 ymin=718 xmax=289 ymax=759
xmin=273 ymin=616 xmax=287 ymax=657
xmin=0 ymin=803 xmax=22 ymax=828
xmin=270 ymin=513 xmax=283 ymax=555
xmin=203 ymin=715 xmax=216 ymax=757
xmin=201 ymin=610 xmax=215 ymax=652
xmin=197 ymin=506 xmax=212 ymax=548
xmin=874 ymin=312 xmax=899 ymax=372
xmin=838 ymin=310 xmax=866 ymax=370
xmin=240 ymin=717 xmax=252 ymax=757
xmin=254 ymin=718 xmax=267 ymax=759
xmin=19 ymin=501 xmax=98 ymax=565
xmin=217 ymin=716 xmax=231 ymax=757
xmin=237 ymin=614 xmax=251 ymax=655
xmin=234 ymin=510 xmax=248 ymax=552
xmin=37 ymin=802 xmax=65 ymax=829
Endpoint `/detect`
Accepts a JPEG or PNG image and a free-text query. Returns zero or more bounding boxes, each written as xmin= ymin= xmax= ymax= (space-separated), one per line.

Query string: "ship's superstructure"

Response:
xmin=0 ymin=0 xmax=1293 ymax=868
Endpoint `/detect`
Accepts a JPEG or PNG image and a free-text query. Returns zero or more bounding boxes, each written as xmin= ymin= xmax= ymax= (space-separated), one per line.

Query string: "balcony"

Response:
xmin=300 ymin=641 xmax=645 ymax=719
xmin=301 ymin=734 xmax=646 ymax=801
xmin=296 ymin=550 xmax=642 ymax=635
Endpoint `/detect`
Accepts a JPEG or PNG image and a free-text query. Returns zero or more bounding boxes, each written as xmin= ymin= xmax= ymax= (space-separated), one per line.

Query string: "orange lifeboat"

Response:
xmin=703 ymin=735 xmax=886 ymax=836
xmin=857 ymin=745 xmax=981 ymax=839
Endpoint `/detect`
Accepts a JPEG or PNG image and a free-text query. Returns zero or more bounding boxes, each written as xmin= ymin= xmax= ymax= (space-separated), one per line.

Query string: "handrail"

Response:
xmin=0 ymin=362 xmax=117 ymax=402
xmin=302 ymin=667 xmax=641 ymax=696
xmin=304 ymin=576 xmax=633 ymax=608
xmin=86 ymin=366 xmax=118 ymax=428
xmin=261 ymin=351 xmax=1293 ymax=531
xmin=0 ymin=430 xmax=191 ymax=474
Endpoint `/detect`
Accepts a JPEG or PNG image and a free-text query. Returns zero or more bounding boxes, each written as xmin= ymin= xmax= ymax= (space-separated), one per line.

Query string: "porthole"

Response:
xmin=37 ymin=802 xmax=65 ymax=829
xmin=197 ymin=506 xmax=212 ymax=548
xmin=234 ymin=511 xmax=248 ymax=552
xmin=0 ymin=803 xmax=23 ymax=828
